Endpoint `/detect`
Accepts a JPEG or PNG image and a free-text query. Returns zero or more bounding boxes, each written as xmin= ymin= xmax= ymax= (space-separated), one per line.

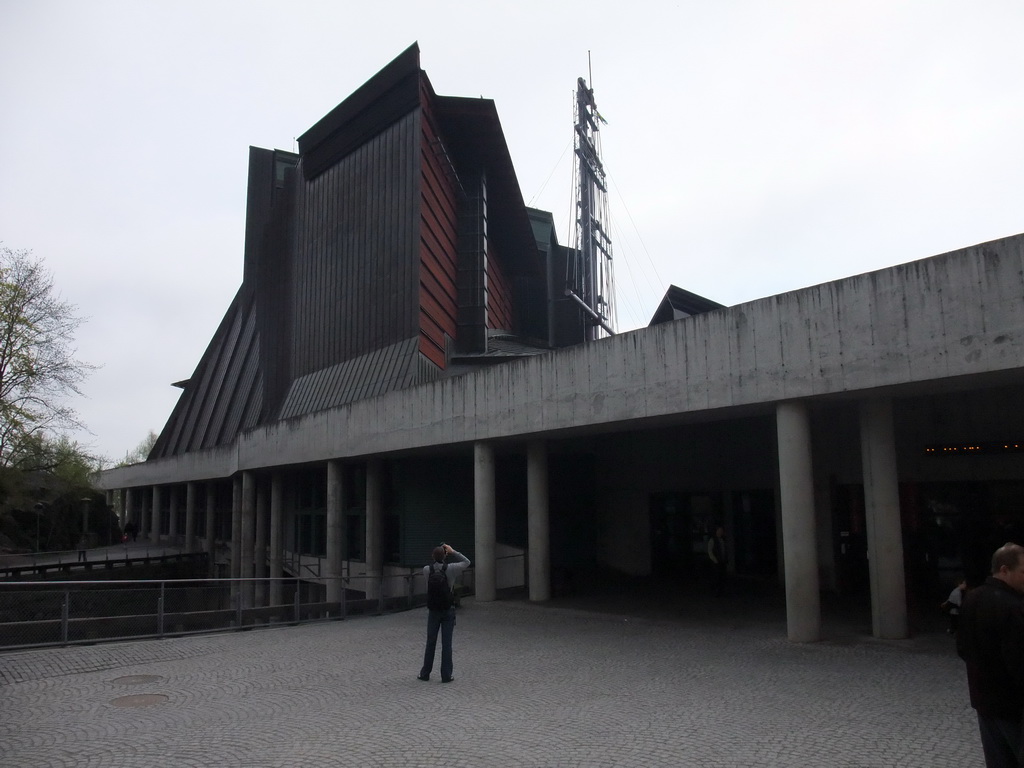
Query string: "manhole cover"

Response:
xmin=112 ymin=675 xmax=163 ymax=685
xmin=110 ymin=693 xmax=168 ymax=708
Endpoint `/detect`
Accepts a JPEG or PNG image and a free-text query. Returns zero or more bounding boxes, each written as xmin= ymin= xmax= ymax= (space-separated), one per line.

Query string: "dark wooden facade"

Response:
xmin=151 ymin=44 xmax=558 ymax=461
xmin=293 ymin=112 xmax=419 ymax=377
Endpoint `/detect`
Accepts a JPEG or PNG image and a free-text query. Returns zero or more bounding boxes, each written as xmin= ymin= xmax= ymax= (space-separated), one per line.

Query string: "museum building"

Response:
xmin=99 ymin=44 xmax=1024 ymax=642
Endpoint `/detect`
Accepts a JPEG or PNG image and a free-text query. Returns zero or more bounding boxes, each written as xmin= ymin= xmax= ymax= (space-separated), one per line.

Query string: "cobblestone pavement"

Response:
xmin=0 ymin=596 xmax=981 ymax=767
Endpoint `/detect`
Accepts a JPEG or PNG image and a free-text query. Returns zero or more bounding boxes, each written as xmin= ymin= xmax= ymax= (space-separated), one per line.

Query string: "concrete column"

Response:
xmin=774 ymin=485 xmax=785 ymax=586
xmin=813 ymin=465 xmax=837 ymax=593
xmin=326 ymin=460 xmax=345 ymax=606
xmin=365 ymin=459 xmax=383 ymax=601
xmin=474 ymin=442 xmax=497 ymax=602
xmin=151 ymin=486 xmax=163 ymax=543
xmin=105 ymin=490 xmax=115 ymax=529
xmin=255 ymin=477 xmax=268 ymax=607
xmin=185 ymin=482 xmax=197 ymax=553
xmin=241 ymin=471 xmax=256 ymax=610
xmin=776 ymin=401 xmax=821 ymax=642
xmin=527 ymin=441 xmax=551 ymax=602
xmin=230 ymin=475 xmax=242 ymax=603
xmin=205 ymin=483 xmax=216 ymax=578
xmin=722 ymin=489 xmax=735 ymax=573
xmin=860 ymin=398 xmax=908 ymax=639
xmin=269 ymin=473 xmax=284 ymax=607
xmin=125 ymin=488 xmax=137 ymax=533
xmin=141 ymin=491 xmax=151 ymax=541
xmin=168 ymin=486 xmax=179 ymax=541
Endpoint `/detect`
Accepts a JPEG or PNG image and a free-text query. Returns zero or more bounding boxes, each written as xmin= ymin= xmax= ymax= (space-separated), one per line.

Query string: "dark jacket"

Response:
xmin=956 ymin=576 xmax=1024 ymax=720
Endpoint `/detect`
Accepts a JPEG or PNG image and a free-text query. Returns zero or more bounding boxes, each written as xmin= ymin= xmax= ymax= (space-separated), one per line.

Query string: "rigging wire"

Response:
xmin=609 ymin=217 xmax=650 ymax=331
xmin=527 ymin=139 xmax=572 ymax=208
xmin=566 ymin=87 xmax=580 ymax=291
xmin=607 ymin=170 xmax=664 ymax=293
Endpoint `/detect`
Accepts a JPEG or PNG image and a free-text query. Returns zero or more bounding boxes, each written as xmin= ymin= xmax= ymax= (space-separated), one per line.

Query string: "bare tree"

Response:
xmin=0 ymin=247 xmax=95 ymax=469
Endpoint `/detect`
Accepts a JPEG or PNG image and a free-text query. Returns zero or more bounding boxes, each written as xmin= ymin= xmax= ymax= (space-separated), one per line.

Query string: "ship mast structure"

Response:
xmin=567 ymin=75 xmax=616 ymax=341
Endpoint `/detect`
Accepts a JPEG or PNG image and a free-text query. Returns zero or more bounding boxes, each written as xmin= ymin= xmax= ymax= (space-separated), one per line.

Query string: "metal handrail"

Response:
xmin=281 ymin=550 xmax=321 ymax=579
xmin=0 ymin=572 xmax=453 ymax=651
xmin=0 ymin=543 xmax=187 ymax=564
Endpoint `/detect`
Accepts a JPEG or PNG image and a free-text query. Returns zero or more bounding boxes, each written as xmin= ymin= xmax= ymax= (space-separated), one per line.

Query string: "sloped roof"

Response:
xmin=448 ymin=330 xmax=550 ymax=367
xmin=278 ymin=338 xmax=435 ymax=420
xmin=648 ymin=285 xmax=725 ymax=326
xmin=149 ymin=287 xmax=263 ymax=460
xmin=297 ymin=43 xmax=421 ymax=181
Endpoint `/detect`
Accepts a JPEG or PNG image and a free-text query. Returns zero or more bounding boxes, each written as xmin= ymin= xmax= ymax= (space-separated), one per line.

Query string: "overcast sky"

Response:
xmin=2 ymin=0 xmax=1023 ymax=464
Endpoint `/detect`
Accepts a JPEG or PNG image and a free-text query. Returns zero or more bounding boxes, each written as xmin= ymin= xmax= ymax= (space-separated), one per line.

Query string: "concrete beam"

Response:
xmin=98 ymin=237 xmax=1024 ymax=489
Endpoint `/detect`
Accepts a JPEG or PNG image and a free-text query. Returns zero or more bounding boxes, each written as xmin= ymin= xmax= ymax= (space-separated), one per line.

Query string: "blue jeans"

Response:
xmin=420 ymin=607 xmax=456 ymax=680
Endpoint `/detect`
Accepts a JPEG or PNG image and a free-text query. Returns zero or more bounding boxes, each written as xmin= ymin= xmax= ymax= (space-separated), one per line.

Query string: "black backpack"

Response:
xmin=426 ymin=562 xmax=453 ymax=610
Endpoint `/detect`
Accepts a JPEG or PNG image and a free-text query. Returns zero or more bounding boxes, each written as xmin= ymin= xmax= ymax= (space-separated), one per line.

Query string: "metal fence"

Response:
xmin=0 ymin=545 xmax=203 ymax=574
xmin=0 ymin=573 xmax=436 ymax=651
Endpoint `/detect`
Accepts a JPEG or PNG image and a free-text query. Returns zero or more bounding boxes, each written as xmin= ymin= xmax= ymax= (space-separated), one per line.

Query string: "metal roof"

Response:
xmin=648 ymin=285 xmax=726 ymax=326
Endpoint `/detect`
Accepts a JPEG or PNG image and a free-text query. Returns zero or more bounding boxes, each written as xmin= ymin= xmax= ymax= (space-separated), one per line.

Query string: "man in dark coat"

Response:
xmin=956 ymin=542 xmax=1024 ymax=768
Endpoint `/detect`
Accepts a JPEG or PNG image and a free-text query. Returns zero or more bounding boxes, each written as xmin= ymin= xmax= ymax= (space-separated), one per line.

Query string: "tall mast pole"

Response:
xmin=569 ymin=65 xmax=615 ymax=341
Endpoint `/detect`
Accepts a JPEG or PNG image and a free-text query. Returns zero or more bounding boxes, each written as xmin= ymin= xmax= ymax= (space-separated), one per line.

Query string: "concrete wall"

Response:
xmin=100 ymin=234 xmax=1024 ymax=490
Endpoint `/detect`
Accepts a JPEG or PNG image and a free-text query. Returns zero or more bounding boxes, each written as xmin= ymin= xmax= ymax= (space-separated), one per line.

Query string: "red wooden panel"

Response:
xmin=419 ymin=293 xmax=451 ymax=340
xmin=418 ymin=88 xmax=459 ymax=370
xmin=419 ymin=332 xmax=446 ymax=368
xmin=420 ymin=257 xmax=457 ymax=326
xmin=421 ymin=204 xmax=457 ymax=263
xmin=420 ymin=280 xmax=457 ymax=337
xmin=420 ymin=148 xmax=457 ymax=264
xmin=421 ymin=193 xmax=457 ymax=257
xmin=420 ymin=228 xmax=457 ymax=290
xmin=421 ymin=144 xmax=457 ymax=222
xmin=418 ymin=291 xmax=448 ymax=368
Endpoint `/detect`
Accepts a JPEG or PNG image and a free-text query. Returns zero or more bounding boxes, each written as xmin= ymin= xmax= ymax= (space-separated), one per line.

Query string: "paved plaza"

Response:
xmin=0 ymin=592 xmax=981 ymax=767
